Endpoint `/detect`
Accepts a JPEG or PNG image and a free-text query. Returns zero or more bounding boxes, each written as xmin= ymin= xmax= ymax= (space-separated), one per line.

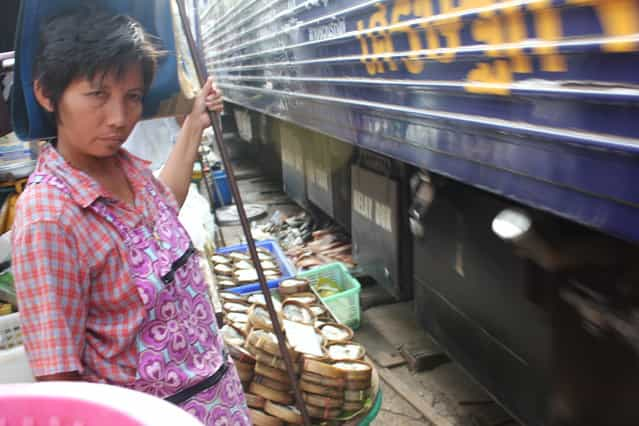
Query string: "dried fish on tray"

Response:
xmin=285 ymin=230 xmax=355 ymax=272
xmin=210 ymin=240 xmax=293 ymax=292
xmin=255 ymin=211 xmax=356 ymax=272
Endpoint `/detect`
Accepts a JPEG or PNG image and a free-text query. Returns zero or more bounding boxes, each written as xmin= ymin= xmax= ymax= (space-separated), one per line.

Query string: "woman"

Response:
xmin=12 ymin=8 xmax=250 ymax=425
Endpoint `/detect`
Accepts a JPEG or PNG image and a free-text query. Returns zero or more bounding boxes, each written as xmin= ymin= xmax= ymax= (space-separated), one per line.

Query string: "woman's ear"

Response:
xmin=33 ymin=80 xmax=54 ymax=113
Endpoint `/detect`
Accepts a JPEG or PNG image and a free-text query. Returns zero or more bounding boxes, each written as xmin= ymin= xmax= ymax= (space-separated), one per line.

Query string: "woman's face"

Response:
xmin=40 ymin=64 xmax=145 ymax=158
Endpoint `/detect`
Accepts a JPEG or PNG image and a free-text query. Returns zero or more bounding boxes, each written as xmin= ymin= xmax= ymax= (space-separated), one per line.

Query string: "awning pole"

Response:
xmin=174 ymin=2 xmax=312 ymax=424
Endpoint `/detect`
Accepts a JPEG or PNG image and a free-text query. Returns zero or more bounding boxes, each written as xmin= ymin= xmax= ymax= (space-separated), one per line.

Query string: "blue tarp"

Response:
xmin=11 ymin=0 xmax=181 ymax=141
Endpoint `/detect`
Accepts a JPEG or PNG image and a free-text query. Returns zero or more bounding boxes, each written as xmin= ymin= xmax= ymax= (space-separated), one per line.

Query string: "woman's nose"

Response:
xmin=105 ymin=98 xmax=128 ymax=128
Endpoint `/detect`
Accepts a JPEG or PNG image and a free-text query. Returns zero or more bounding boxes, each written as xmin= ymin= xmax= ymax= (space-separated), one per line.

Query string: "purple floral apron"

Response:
xmin=28 ymin=173 xmax=250 ymax=426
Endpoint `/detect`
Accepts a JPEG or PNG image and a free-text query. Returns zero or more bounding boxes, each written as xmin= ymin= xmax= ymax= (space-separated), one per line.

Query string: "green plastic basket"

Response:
xmin=297 ymin=263 xmax=361 ymax=330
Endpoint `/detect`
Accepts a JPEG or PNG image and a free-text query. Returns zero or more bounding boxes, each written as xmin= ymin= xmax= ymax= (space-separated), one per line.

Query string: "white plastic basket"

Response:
xmin=0 ymin=345 xmax=34 ymax=384
xmin=0 ymin=312 xmax=22 ymax=350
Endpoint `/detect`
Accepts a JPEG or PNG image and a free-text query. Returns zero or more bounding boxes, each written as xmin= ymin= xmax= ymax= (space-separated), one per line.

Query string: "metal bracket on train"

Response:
xmin=408 ymin=170 xmax=435 ymax=239
xmin=561 ymin=284 xmax=639 ymax=353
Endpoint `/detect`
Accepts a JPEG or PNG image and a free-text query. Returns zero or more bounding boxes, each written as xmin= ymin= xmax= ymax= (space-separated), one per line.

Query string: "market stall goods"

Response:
xmin=256 ymin=213 xmax=355 ymax=271
xmin=211 ymin=254 xmax=231 ymax=265
xmin=299 ymin=371 xmax=345 ymax=388
xmin=236 ymin=363 xmax=255 ymax=382
xmin=344 ymin=388 xmax=372 ymax=402
xmin=318 ymin=323 xmax=353 ymax=344
xmin=228 ymin=344 xmax=256 ymax=365
xmin=229 ymin=252 xmax=251 ymax=262
xmin=223 ymin=301 xmax=250 ymax=313
xmin=279 ymin=278 xmax=310 ymax=295
xmin=211 ymin=247 xmax=283 ymax=288
xmin=302 ymin=357 xmax=346 ymax=379
xmin=282 ymin=300 xmax=315 ymax=325
xmin=217 ymin=278 xmax=237 ymax=289
xmin=253 ymin=348 xmax=301 ymax=373
xmin=225 ymin=311 xmax=249 ymax=324
xmin=299 ymin=380 xmax=344 ymax=399
xmin=234 ymin=259 xmax=254 ymax=270
xmin=282 ymin=321 xmax=325 ymax=358
xmin=327 ymin=342 xmax=366 ymax=361
xmin=302 ymin=392 xmax=344 ymax=409
xmin=254 ymin=362 xmax=292 ymax=385
xmin=213 ymin=263 xmax=233 ymax=276
xmin=248 ymin=294 xmax=283 ymax=310
xmin=253 ymin=374 xmax=292 ymax=392
xmin=333 ymin=361 xmax=373 ymax=383
xmin=304 ymin=404 xmax=342 ymax=420
xmin=219 ymin=291 xmax=247 ymax=302
xmin=245 ymin=393 xmax=267 ymax=409
xmin=234 ymin=359 xmax=255 ymax=375
xmin=220 ymin=324 xmax=246 ymax=347
xmin=343 ymin=401 xmax=365 ymax=411
xmin=249 ymin=408 xmax=284 ymax=426
xmin=283 ymin=292 xmax=317 ymax=305
xmin=247 ymin=329 xmax=297 ymax=359
xmin=217 ymin=273 xmax=378 ymax=424
xmin=343 ymin=378 xmax=372 ymax=391
xmin=309 ymin=305 xmax=327 ymax=319
xmin=248 ymin=305 xmax=283 ymax=331
xmin=264 ymin=401 xmax=304 ymax=425
xmin=250 ymin=381 xmax=294 ymax=405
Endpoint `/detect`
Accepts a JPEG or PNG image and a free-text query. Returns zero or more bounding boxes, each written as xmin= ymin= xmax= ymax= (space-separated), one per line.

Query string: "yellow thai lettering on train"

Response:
xmin=425 ymin=0 xmax=466 ymax=63
xmin=413 ymin=0 xmax=440 ymax=62
xmin=369 ymin=4 xmax=399 ymax=72
xmin=528 ymin=0 xmax=567 ymax=72
xmin=568 ymin=0 xmax=639 ymax=52
xmin=391 ymin=0 xmax=425 ymax=74
xmin=471 ymin=10 xmax=503 ymax=57
xmin=356 ymin=20 xmax=382 ymax=75
xmin=466 ymin=59 xmax=512 ymax=95
xmin=503 ymin=5 xmax=532 ymax=73
xmin=466 ymin=2 xmax=530 ymax=94
xmin=351 ymin=0 xmax=606 ymax=94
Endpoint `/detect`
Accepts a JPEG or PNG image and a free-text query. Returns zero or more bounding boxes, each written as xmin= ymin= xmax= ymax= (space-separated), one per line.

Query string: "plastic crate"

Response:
xmin=0 ymin=345 xmax=34 ymax=384
xmin=212 ymin=170 xmax=232 ymax=207
xmin=0 ymin=382 xmax=203 ymax=425
xmin=217 ymin=240 xmax=295 ymax=294
xmin=298 ymin=263 xmax=361 ymax=330
xmin=0 ymin=312 xmax=21 ymax=350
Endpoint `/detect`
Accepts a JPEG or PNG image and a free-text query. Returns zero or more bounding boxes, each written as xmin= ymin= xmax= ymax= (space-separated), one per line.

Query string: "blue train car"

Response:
xmin=199 ymin=1 xmax=639 ymax=425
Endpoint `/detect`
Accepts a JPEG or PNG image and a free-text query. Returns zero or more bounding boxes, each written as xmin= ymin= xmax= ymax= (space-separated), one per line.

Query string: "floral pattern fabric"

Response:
xmin=27 ymin=173 xmax=249 ymax=426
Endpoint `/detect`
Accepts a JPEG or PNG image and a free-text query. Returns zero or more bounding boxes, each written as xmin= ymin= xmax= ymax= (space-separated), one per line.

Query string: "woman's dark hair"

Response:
xmin=34 ymin=6 xmax=162 ymax=121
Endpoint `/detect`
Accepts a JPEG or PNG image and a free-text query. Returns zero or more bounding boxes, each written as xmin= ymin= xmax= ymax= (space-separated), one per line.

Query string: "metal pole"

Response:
xmin=175 ymin=2 xmax=312 ymax=425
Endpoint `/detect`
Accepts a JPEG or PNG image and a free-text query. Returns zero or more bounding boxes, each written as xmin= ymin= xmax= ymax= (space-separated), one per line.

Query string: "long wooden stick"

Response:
xmin=174 ymin=2 xmax=312 ymax=424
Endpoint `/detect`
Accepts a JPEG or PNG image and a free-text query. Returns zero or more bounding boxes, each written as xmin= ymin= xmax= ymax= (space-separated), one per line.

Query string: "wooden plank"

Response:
xmin=373 ymin=351 xmax=407 ymax=369
xmin=355 ymin=318 xmax=464 ymax=425
xmin=375 ymin=365 xmax=458 ymax=426
xmin=399 ymin=342 xmax=450 ymax=372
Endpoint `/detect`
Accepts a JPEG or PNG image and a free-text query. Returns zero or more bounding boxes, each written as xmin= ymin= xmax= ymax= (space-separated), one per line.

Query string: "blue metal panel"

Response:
xmin=201 ymin=0 xmax=639 ymax=243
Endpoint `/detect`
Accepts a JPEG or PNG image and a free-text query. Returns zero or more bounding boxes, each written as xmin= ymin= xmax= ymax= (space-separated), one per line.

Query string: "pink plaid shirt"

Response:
xmin=13 ymin=144 xmax=179 ymax=383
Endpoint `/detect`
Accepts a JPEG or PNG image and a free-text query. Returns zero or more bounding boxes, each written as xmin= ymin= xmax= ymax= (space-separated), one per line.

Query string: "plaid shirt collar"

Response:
xmin=37 ymin=143 xmax=152 ymax=208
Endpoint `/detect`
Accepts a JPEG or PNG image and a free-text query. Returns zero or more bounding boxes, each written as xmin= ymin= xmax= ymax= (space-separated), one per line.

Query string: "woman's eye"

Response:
xmin=128 ymin=94 xmax=143 ymax=102
xmin=88 ymin=91 xmax=106 ymax=99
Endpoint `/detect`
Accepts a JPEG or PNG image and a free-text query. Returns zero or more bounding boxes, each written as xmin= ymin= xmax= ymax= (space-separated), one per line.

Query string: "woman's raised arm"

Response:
xmin=159 ymin=77 xmax=223 ymax=207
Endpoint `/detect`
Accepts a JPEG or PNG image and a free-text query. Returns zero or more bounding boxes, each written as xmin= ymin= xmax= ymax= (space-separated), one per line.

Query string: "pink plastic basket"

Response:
xmin=2 ymin=395 xmax=143 ymax=426
xmin=0 ymin=382 xmax=204 ymax=426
